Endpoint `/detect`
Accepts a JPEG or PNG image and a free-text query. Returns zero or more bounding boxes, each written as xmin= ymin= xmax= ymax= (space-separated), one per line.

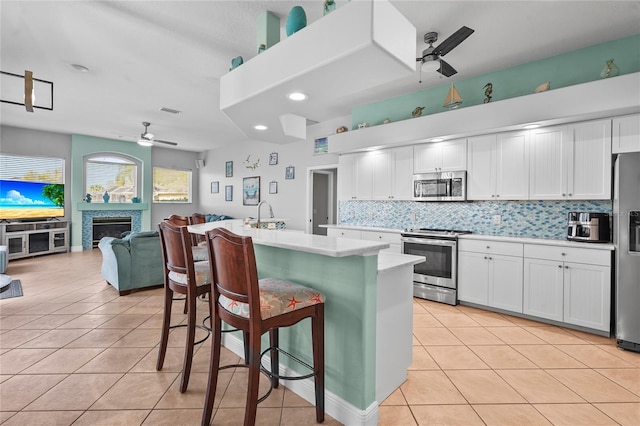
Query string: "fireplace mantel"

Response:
xmin=77 ymin=203 xmax=148 ymax=211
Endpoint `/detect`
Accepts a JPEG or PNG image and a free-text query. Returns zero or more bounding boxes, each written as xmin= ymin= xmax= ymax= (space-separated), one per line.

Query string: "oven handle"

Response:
xmin=401 ymin=237 xmax=457 ymax=247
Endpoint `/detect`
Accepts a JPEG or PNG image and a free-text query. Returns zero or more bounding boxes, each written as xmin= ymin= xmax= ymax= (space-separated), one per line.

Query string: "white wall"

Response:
xmin=197 ymin=117 xmax=347 ymax=231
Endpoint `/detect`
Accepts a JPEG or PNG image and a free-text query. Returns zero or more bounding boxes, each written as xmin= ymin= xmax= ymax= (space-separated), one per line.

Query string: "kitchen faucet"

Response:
xmin=257 ymin=200 xmax=274 ymax=226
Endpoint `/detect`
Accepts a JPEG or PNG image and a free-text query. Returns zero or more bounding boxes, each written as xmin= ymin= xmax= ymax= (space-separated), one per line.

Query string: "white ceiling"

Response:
xmin=1 ymin=1 xmax=639 ymax=153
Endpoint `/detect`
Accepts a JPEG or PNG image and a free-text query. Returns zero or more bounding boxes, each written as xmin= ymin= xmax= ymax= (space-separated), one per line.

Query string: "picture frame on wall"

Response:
xmin=314 ymin=137 xmax=328 ymax=154
xmin=242 ymin=176 xmax=260 ymax=206
xmin=269 ymin=181 xmax=278 ymax=194
xmin=269 ymin=152 xmax=278 ymax=165
xmin=211 ymin=181 xmax=219 ymax=194
xmin=225 ymin=185 xmax=233 ymax=201
xmin=285 ymin=165 xmax=295 ymax=180
xmin=225 ymin=161 xmax=233 ymax=177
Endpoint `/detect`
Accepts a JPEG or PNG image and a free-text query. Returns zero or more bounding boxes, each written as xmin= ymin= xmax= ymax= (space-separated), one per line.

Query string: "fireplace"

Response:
xmin=92 ymin=216 xmax=132 ymax=248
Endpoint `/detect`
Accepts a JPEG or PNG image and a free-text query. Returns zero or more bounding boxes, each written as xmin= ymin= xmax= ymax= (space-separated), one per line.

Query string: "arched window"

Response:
xmin=84 ymin=154 xmax=140 ymax=203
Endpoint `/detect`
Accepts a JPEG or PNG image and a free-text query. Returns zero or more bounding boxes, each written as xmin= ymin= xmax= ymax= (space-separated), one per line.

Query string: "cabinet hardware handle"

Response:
xmin=486 ymin=246 xmax=490 ymax=249
xmin=484 ymin=256 xmax=487 ymax=260
xmin=558 ymin=265 xmax=562 ymax=268
xmin=568 ymin=193 xmax=572 ymax=196
xmin=496 ymin=194 xmax=500 ymax=197
xmin=565 ymin=266 xmax=569 ymax=269
xmin=561 ymin=252 xmax=566 ymax=256
xmin=491 ymin=195 xmax=495 ymax=197
xmin=562 ymin=193 xmax=566 ymax=196
xmin=488 ymin=257 xmax=492 ymax=260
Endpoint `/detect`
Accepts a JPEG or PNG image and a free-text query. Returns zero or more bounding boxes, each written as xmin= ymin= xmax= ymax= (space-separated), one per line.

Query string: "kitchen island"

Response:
xmin=188 ymin=220 xmax=421 ymax=425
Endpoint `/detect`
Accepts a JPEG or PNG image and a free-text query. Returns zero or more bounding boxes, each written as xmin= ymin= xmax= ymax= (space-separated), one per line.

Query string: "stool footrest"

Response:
xmin=259 ymin=346 xmax=315 ymax=381
xmin=168 ymin=323 xmax=210 ymax=345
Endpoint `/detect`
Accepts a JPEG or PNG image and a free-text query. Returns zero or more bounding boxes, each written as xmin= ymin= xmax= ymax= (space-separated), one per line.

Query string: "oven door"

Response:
xmin=401 ymin=237 xmax=457 ymax=289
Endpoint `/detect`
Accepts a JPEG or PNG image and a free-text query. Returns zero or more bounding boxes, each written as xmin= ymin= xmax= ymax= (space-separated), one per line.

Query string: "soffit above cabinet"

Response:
xmin=219 ymin=0 xmax=416 ymax=144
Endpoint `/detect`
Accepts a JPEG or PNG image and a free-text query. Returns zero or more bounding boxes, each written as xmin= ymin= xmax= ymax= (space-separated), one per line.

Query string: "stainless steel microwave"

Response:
xmin=413 ymin=171 xmax=466 ymax=201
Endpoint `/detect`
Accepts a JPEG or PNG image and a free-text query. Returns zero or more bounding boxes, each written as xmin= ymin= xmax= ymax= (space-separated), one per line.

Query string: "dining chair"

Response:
xmin=190 ymin=212 xmax=207 ymax=245
xmin=201 ymin=227 xmax=325 ymax=426
xmin=157 ymin=220 xmax=211 ymax=393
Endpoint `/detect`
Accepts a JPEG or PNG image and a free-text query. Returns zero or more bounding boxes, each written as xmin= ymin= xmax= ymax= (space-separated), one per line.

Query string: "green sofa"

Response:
xmin=98 ymin=231 xmax=164 ymax=295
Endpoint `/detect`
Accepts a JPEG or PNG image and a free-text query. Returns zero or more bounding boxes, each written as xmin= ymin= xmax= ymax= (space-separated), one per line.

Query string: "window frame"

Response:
xmin=152 ymin=166 xmax=193 ymax=204
xmin=84 ymin=153 xmax=141 ymax=203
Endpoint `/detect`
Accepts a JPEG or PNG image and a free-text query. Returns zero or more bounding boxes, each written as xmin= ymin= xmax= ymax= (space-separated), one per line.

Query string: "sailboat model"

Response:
xmin=443 ymin=83 xmax=462 ymax=109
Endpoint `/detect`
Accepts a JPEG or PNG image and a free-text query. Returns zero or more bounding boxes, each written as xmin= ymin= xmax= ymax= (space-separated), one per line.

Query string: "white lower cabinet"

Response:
xmin=459 ymin=238 xmax=612 ymax=333
xmin=458 ymin=240 xmax=524 ymax=313
xmin=523 ymin=244 xmax=611 ymax=332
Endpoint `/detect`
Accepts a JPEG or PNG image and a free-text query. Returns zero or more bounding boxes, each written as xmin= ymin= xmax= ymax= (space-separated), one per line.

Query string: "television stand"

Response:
xmin=0 ymin=220 xmax=69 ymax=260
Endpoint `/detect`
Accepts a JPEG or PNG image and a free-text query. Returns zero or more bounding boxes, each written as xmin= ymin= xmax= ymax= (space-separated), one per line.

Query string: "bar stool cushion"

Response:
xmin=219 ymin=278 xmax=324 ymax=320
xmin=168 ymin=260 xmax=211 ymax=286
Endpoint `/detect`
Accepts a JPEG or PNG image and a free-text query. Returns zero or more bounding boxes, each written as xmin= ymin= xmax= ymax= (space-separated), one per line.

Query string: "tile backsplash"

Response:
xmin=338 ymin=200 xmax=612 ymax=240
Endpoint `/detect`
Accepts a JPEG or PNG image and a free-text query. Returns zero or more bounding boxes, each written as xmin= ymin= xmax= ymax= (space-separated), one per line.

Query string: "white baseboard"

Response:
xmin=221 ymin=333 xmax=379 ymax=426
xmin=71 ymin=245 xmax=84 ymax=252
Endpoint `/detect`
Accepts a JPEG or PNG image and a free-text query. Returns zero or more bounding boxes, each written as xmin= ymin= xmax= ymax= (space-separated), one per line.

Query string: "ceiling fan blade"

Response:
xmin=433 ymin=26 xmax=474 ymax=57
xmin=437 ymin=59 xmax=458 ymax=77
xmin=154 ymin=139 xmax=178 ymax=146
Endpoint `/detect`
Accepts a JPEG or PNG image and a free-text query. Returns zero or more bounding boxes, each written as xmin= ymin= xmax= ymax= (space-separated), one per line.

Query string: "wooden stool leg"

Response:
xmin=202 ymin=315 xmax=222 ymax=426
xmin=269 ymin=328 xmax=280 ymax=388
xmin=244 ymin=330 xmax=261 ymax=426
xmin=179 ymin=290 xmax=197 ymax=393
xmin=156 ymin=286 xmax=173 ymax=371
xmin=312 ymin=304 xmax=325 ymax=422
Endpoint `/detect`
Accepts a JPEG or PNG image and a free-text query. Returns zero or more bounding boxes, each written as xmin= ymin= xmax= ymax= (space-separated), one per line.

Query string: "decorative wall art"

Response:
xmin=242 ymin=176 xmax=260 ymax=206
xmin=225 ymin=161 xmax=233 ymax=177
xmin=314 ymin=137 xmax=328 ymax=154
xmin=600 ymin=59 xmax=620 ymax=78
xmin=269 ymin=181 xmax=278 ymax=194
xmin=411 ymin=106 xmax=425 ymax=117
xmin=211 ymin=181 xmax=219 ymax=194
xmin=285 ymin=166 xmax=295 ymax=180
xmin=225 ymin=185 xmax=233 ymax=201
xmin=269 ymin=152 xmax=278 ymax=165
xmin=244 ymin=155 xmax=260 ymax=170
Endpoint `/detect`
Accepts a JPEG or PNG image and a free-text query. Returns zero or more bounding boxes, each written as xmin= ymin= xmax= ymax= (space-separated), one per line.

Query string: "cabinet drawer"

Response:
xmin=360 ymin=230 xmax=401 ymax=244
xmin=524 ymin=244 xmax=611 ymax=266
xmin=459 ymin=239 xmax=523 ymax=257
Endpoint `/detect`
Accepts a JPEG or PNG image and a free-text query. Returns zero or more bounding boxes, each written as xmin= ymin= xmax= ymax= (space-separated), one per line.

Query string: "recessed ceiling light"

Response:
xmin=430 ymin=138 xmax=444 ymax=142
xmin=254 ymin=124 xmax=268 ymax=130
xmin=287 ymin=92 xmax=308 ymax=101
xmin=524 ymin=123 xmax=541 ymax=129
xmin=68 ymin=63 xmax=90 ymax=72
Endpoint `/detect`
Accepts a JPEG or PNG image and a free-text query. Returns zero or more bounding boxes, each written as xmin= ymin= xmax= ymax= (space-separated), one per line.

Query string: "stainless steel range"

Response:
xmin=401 ymin=228 xmax=471 ymax=305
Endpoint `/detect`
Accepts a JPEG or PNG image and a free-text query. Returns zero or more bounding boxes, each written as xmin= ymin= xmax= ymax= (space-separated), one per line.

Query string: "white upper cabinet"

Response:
xmin=338 ymin=153 xmax=374 ymax=200
xmin=413 ymin=139 xmax=467 ymax=173
xmin=467 ymin=131 xmax=529 ymax=200
xmin=612 ymin=113 xmax=640 ymax=154
xmin=340 ymin=146 xmax=413 ymax=201
xmin=529 ymin=119 xmax=611 ymax=200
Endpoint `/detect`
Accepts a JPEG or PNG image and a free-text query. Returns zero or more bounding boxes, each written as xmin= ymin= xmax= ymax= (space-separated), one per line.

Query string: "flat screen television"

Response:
xmin=0 ymin=179 xmax=64 ymax=221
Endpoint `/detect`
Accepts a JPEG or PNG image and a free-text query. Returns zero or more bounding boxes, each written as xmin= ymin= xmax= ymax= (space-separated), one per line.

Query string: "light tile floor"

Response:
xmin=1 ymin=250 xmax=639 ymax=425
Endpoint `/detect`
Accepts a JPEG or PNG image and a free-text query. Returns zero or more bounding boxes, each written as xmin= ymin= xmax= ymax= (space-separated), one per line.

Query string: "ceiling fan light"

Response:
xmin=421 ymin=60 xmax=440 ymax=72
xmin=137 ymin=139 xmax=153 ymax=147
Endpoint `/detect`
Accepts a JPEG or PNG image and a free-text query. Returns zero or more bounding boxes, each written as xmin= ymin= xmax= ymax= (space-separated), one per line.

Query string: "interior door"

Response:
xmin=312 ymin=172 xmax=329 ymax=235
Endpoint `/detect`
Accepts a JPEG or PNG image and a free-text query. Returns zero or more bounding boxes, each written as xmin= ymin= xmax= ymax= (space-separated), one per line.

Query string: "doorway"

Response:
xmin=306 ymin=166 xmax=338 ymax=235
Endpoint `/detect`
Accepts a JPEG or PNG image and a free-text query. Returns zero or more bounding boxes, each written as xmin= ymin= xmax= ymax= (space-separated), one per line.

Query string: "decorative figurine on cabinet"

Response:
xmin=412 ymin=106 xmax=426 ymax=118
xmin=103 ymin=191 xmax=110 ymax=203
xmin=483 ymin=83 xmax=493 ymax=103
xmin=85 ymin=193 xmax=92 ymax=203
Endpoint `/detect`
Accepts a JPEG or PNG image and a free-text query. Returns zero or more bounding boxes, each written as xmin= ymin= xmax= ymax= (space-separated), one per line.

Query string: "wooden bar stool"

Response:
xmin=157 ymin=220 xmax=212 ymax=393
xmin=201 ymin=228 xmax=325 ymax=426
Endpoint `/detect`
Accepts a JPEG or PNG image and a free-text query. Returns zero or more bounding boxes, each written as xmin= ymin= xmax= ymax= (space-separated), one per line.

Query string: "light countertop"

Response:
xmin=458 ymin=234 xmax=615 ymax=251
xmin=188 ymin=220 xmax=390 ymax=257
xmin=377 ymin=252 xmax=422 ymax=272
xmin=318 ymin=224 xmax=615 ymax=251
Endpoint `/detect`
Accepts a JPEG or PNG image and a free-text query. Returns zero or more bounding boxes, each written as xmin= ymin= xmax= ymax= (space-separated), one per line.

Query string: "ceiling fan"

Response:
xmin=416 ymin=26 xmax=474 ymax=81
xmin=137 ymin=122 xmax=178 ymax=147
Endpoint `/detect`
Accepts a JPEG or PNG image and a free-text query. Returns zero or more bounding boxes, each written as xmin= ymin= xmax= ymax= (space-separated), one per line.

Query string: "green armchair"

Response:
xmin=98 ymin=231 xmax=164 ymax=295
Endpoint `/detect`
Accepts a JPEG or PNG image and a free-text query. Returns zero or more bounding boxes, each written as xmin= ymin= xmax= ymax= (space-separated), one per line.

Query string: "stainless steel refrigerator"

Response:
xmin=614 ymin=151 xmax=640 ymax=353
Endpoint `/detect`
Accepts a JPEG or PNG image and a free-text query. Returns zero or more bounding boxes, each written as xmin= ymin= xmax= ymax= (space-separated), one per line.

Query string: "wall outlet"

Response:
xmin=492 ymin=214 xmax=502 ymax=225
xmin=410 ymin=212 xmax=417 ymax=221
